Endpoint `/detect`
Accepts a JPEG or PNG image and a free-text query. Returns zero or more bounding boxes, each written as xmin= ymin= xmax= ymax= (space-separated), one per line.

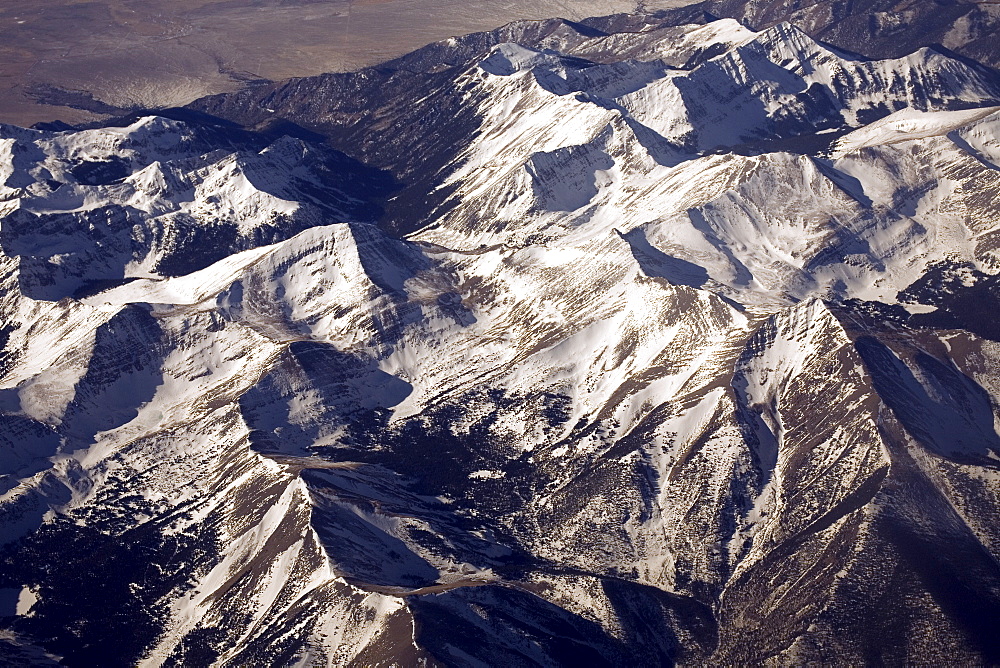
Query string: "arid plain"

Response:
xmin=0 ymin=0 xmax=698 ymax=127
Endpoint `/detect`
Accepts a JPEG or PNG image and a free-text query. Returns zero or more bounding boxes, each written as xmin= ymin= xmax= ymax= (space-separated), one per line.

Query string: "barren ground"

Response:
xmin=0 ymin=0 xmax=697 ymax=127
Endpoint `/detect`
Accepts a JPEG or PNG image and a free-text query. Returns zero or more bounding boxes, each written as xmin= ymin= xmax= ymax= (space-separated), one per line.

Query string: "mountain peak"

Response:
xmin=3 ymin=12 xmax=1000 ymax=666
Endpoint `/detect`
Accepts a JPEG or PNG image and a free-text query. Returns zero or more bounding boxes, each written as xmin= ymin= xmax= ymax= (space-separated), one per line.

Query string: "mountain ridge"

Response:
xmin=1 ymin=13 xmax=1000 ymax=666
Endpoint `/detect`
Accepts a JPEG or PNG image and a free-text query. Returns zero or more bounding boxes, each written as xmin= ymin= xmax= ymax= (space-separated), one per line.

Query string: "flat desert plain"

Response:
xmin=0 ymin=0 xmax=696 ymax=127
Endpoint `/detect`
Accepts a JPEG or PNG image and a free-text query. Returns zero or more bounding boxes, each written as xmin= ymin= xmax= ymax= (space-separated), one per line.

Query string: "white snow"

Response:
xmin=833 ymin=106 xmax=1000 ymax=155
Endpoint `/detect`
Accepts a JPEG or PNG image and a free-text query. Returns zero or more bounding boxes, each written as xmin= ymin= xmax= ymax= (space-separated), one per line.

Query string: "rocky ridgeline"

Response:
xmin=0 ymin=15 xmax=999 ymax=667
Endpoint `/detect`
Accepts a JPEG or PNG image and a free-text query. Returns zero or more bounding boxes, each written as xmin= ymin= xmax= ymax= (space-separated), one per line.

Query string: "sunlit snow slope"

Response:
xmin=2 ymin=14 xmax=1000 ymax=667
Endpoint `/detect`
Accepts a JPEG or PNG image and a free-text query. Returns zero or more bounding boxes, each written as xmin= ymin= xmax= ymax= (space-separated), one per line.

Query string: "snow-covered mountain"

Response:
xmin=686 ymin=0 xmax=1000 ymax=71
xmin=2 ymin=13 xmax=1000 ymax=667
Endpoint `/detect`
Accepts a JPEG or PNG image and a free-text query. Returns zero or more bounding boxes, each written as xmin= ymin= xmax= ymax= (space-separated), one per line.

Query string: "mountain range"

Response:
xmin=1 ymin=9 xmax=1000 ymax=667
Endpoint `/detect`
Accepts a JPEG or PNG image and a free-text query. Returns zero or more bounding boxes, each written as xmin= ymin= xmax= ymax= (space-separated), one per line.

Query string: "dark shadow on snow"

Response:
xmin=619 ymin=227 xmax=709 ymax=289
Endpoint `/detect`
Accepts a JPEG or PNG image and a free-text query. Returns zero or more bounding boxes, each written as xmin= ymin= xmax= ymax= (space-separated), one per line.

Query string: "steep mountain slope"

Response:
xmin=695 ymin=0 xmax=1000 ymax=70
xmin=1 ymin=14 xmax=1000 ymax=667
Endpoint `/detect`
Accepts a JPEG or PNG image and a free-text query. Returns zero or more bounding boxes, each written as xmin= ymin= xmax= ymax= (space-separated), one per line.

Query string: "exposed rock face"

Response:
xmin=1 ymin=14 xmax=1000 ymax=666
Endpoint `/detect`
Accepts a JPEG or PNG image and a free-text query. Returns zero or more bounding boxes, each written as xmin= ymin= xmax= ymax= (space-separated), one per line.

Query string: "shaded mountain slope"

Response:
xmin=0 ymin=14 xmax=999 ymax=667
